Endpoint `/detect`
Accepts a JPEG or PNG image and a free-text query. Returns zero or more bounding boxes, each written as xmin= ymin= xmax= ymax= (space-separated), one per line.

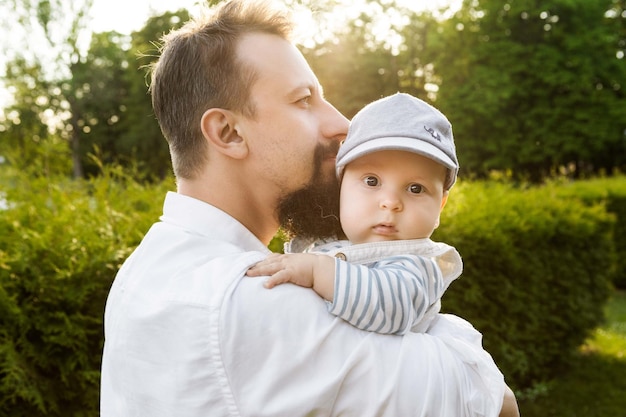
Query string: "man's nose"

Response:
xmin=321 ymin=100 xmax=349 ymax=144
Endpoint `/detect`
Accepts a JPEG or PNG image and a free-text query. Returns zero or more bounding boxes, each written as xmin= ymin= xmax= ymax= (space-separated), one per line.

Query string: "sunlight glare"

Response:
xmin=290 ymin=0 xmax=461 ymax=51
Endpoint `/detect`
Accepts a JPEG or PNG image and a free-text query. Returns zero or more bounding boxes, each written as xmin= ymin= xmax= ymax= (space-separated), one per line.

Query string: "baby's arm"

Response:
xmin=331 ymin=255 xmax=444 ymax=335
xmin=248 ymin=253 xmax=444 ymax=335
xmin=246 ymin=253 xmax=336 ymax=301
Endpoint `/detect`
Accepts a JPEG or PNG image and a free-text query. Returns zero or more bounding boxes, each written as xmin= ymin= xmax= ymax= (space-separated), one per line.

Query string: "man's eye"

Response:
xmin=364 ymin=176 xmax=379 ymax=187
xmin=298 ymin=96 xmax=311 ymax=105
xmin=408 ymin=183 xmax=424 ymax=194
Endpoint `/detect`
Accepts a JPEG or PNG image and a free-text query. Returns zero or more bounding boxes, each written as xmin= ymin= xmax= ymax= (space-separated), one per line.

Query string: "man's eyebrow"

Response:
xmin=285 ymin=86 xmax=309 ymax=100
xmin=288 ymin=83 xmax=321 ymax=98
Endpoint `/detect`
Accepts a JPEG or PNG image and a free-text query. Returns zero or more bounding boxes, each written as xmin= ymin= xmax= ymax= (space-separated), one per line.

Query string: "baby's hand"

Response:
xmin=247 ymin=253 xmax=336 ymax=301
xmin=246 ymin=253 xmax=315 ymax=289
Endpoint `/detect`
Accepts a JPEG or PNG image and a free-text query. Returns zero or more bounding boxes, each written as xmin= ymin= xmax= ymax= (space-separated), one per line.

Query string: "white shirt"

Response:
xmin=101 ymin=192 xmax=502 ymax=417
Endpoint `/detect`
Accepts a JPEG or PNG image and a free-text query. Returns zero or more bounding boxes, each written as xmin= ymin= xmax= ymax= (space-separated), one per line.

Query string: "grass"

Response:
xmin=518 ymin=290 xmax=626 ymax=417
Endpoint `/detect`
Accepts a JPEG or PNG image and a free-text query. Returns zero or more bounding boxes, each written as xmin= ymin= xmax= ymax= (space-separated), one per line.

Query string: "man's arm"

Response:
xmin=246 ymin=253 xmax=336 ymax=301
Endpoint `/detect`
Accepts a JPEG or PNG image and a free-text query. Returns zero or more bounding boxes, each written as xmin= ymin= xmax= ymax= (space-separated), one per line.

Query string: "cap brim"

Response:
xmin=336 ymin=136 xmax=457 ymax=175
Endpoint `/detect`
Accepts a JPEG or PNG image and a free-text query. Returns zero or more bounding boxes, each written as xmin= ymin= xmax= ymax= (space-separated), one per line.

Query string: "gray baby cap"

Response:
xmin=336 ymin=93 xmax=459 ymax=189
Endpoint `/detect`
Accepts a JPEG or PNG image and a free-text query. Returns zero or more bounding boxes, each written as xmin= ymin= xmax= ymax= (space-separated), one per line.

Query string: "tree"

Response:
xmin=2 ymin=2 xmax=190 ymax=180
xmin=429 ymin=0 xmax=626 ymax=181
xmin=2 ymin=0 xmax=95 ymax=178
xmin=1 ymin=57 xmax=72 ymax=176
xmin=301 ymin=0 xmax=436 ymax=118
xmin=68 ymin=31 xmax=132 ymax=177
xmin=302 ymin=12 xmax=397 ymax=118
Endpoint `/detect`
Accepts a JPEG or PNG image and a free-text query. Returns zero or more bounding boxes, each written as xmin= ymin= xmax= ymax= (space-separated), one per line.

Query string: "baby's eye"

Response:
xmin=408 ymin=183 xmax=424 ymax=194
xmin=364 ymin=176 xmax=379 ymax=187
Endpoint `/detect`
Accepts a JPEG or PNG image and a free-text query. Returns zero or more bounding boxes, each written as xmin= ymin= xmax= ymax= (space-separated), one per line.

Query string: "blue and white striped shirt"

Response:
xmin=294 ymin=239 xmax=463 ymax=335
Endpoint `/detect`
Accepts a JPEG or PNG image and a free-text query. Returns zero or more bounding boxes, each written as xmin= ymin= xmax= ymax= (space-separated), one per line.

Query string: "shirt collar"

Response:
xmin=160 ymin=191 xmax=271 ymax=254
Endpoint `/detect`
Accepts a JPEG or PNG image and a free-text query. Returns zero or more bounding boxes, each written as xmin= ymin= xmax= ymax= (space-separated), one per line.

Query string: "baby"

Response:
xmin=248 ymin=93 xmax=519 ymax=417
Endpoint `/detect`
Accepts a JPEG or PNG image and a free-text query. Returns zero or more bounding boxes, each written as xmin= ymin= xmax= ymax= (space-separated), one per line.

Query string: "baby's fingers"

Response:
xmin=263 ymin=270 xmax=295 ymax=289
xmin=246 ymin=254 xmax=283 ymax=277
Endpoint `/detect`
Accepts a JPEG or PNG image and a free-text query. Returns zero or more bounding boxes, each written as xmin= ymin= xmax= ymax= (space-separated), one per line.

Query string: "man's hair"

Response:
xmin=149 ymin=0 xmax=293 ymax=179
xmin=277 ymin=144 xmax=346 ymax=241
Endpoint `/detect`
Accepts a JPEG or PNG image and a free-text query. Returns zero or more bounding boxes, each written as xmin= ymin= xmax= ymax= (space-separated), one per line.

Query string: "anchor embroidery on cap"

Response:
xmin=424 ymin=126 xmax=441 ymax=142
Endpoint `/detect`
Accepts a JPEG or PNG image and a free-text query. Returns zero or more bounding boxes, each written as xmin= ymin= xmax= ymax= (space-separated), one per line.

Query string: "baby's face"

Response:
xmin=339 ymin=150 xmax=448 ymax=244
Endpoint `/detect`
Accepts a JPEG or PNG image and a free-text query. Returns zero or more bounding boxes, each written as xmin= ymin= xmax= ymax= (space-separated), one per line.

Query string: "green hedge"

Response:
xmin=551 ymin=176 xmax=626 ymax=288
xmin=0 ymin=165 xmax=171 ymax=416
xmin=433 ymin=180 xmax=617 ymax=389
xmin=0 ymin=167 xmax=621 ymax=414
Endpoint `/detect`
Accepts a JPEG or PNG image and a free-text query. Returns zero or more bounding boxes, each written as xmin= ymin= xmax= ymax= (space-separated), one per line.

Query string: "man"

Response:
xmin=100 ymin=1 xmax=518 ymax=416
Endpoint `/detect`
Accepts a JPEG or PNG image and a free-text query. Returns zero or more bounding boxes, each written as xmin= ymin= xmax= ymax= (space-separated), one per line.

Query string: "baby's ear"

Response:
xmin=440 ymin=191 xmax=449 ymax=211
xmin=434 ymin=191 xmax=449 ymax=230
xmin=200 ymin=108 xmax=248 ymax=159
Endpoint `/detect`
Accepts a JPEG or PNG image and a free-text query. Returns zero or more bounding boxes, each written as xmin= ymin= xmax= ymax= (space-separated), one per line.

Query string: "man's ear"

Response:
xmin=200 ymin=108 xmax=248 ymax=159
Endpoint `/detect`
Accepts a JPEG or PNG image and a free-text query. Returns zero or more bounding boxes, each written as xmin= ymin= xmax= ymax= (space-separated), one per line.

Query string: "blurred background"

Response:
xmin=1 ymin=0 xmax=624 ymax=181
xmin=0 ymin=0 xmax=624 ymax=416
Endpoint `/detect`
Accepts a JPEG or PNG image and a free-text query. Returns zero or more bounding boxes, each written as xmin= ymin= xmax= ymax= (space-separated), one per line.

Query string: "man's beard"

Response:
xmin=276 ymin=144 xmax=346 ymax=241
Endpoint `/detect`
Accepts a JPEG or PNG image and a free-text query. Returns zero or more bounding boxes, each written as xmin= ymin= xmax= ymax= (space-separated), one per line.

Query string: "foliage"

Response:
xmin=1 ymin=1 xmax=625 ymax=409
xmin=1 ymin=3 xmax=188 ymax=181
xmin=303 ymin=0 xmax=625 ymax=179
xmin=0 ymin=161 xmax=172 ymax=416
xmin=1 ymin=57 xmax=71 ymax=176
xmin=432 ymin=180 xmax=616 ymax=389
xmin=3 ymin=0 xmax=624 ymax=182
xmin=301 ymin=1 xmax=437 ymax=118
xmin=550 ymin=176 xmax=626 ymax=288
xmin=0 ymin=151 xmax=621 ymax=412
xmin=428 ymin=0 xmax=626 ymax=180
xmin=584 ymin=290 xmax=626 ymax=356
xmin=519 ymin=352 xmax=626 ymax=416
xmin=518 ymin=291 xmax=626 ymax=417
xmin=302 ymin=18 xmax=397 ymax=119
xmin=69 ymin=31 xmax=133 ymax=177
xmin=2 ymin=0 xmax=96 ymax=178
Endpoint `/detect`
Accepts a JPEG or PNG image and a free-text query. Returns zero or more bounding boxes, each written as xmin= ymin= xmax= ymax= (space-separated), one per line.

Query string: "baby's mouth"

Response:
xmin=372 ymin=223 xmax=397 ymax=235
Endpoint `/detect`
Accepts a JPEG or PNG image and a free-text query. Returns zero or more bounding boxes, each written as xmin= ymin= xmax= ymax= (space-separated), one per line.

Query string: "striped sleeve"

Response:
xmin=328 ymin=255 xmax=445 ymax=335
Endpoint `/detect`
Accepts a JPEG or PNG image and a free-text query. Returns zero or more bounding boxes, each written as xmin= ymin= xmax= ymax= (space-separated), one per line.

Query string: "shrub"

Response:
xmin=433 ymin=181 xmax=616 ymax=389
xmin=551 ymin=176 xmax=626 ymax=288
xmin=0 ymin=160 xmax=619 ymax=411
xmin=0 ymin=164 xmax=172 ymax=416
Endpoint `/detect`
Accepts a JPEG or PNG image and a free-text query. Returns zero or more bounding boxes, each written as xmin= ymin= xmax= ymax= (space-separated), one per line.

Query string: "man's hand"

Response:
xmin=499 ymin=385 xmax=520 ymax=417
